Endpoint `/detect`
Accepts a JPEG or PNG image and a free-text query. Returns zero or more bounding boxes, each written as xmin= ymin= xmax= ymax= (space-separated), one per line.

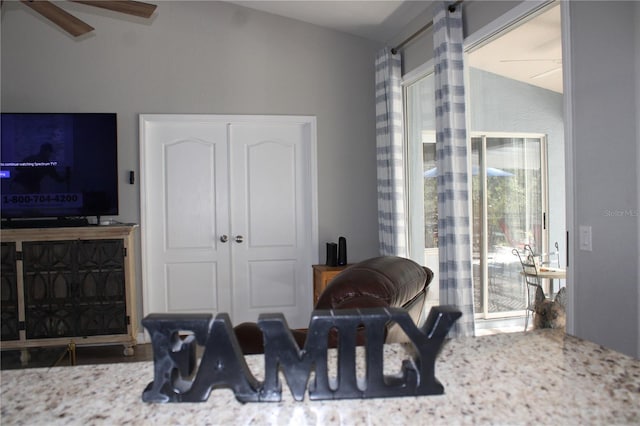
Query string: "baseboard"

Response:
xmin=137 ymin=332 xmax=149 ymax=344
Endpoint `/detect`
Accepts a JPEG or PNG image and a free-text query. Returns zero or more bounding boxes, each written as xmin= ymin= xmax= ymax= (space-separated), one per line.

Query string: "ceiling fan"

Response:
xmin=18 ymin=0 xmax=157 ymax=37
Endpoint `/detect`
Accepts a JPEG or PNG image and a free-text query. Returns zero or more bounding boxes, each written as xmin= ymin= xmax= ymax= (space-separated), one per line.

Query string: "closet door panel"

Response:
xmin=246 ymin=141 xmax=296 ymax=247
xmin=165 ymin=262 xmax=218 ymax=312
xmin=165 ymin=141 xmax=217 ymax=249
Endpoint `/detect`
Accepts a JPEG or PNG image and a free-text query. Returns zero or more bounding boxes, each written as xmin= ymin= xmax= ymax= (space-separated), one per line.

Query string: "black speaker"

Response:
xmin=326 ymin=243 xmax=338 ymax=266
xmin=338 ymin=236 xmax=347 ymax=266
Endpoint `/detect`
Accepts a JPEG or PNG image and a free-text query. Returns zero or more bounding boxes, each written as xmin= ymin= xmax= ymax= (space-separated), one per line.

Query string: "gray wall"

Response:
xmin=637 ymin=0 xmax=640 ymax=359
xmin=1 ymin=1 xmax=382 ymax=326
xmin=568 ymin=1 xmax=639 ymax=358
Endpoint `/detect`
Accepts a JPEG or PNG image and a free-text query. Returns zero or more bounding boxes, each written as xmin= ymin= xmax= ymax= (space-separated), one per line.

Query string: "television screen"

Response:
xmin=1 ymin=113 xmax=119 ymax=222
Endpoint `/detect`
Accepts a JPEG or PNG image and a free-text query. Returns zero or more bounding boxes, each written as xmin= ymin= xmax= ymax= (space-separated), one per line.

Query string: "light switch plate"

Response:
xmin=579 ymin=225 xmax=592 ymax=251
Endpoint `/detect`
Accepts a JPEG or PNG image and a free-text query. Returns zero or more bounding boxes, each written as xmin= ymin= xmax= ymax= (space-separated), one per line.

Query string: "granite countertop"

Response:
xmin=1 ymin=329 xmax=639 ymax=425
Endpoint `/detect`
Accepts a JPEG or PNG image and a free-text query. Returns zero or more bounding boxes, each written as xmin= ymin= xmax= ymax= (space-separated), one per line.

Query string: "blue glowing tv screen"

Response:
xmin=1 ymin=113 xmax=119 ymax=220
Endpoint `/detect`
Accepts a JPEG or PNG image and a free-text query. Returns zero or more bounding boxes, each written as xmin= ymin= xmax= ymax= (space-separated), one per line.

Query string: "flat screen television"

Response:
xmin=1 ymin=113 xmax=119 ymax=226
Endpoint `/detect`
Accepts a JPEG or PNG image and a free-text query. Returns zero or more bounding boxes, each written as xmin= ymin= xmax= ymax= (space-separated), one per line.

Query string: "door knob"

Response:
xmin=234 ymin=235 xmax=244 ymax=243
xmin=220 ymin=235 xmax=229 ymax=243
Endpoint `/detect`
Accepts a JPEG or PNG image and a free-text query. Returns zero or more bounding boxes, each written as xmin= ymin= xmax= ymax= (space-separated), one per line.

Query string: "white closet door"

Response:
xmin=229 ymin=122 xmax=314 ymax=328
xmin=140 ymin=115 xmax=317 ymax=329
xmin=140 ymin=118 xmax=231 ymax=315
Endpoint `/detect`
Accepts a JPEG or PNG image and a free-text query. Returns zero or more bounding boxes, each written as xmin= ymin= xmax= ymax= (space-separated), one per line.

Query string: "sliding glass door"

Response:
xmin=405 ymin=69 xmax=550 ymax=319
xmin=472 ymin=134 xmax=547 ymax=317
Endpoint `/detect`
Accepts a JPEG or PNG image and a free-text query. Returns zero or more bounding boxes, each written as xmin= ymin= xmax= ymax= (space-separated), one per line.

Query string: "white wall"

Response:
xmin=567 ymin=1 xmax=639 ymax=358
xmin=1 ymin=1 xmax=382 ymax=324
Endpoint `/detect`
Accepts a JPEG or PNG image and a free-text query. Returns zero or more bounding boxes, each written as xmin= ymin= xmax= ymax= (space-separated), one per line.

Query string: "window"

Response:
xmin=405 ymin=69 xmax=439 ymax=307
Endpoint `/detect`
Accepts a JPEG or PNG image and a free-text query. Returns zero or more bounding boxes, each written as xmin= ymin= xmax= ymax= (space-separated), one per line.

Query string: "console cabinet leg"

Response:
xmin=123 ymin=345 xmax=135 ymax=356
xmin=20 ymin=349 xmax=30 ymax=366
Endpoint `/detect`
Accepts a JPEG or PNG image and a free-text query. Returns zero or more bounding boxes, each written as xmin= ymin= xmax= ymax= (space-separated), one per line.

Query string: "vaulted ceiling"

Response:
xmin=229 ymin=1 xmax=563 ymax=93
xmin=228 ymin=1 xmax=434 ymax=43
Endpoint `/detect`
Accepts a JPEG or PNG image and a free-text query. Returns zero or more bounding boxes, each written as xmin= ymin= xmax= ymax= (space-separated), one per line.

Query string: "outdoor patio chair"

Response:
xmin=512 ymin=245 xmax=547 ymax=331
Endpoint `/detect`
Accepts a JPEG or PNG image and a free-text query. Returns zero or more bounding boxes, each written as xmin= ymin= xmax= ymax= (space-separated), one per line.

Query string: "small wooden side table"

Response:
xmin=312 ymin=264 xmax=351 ymax=304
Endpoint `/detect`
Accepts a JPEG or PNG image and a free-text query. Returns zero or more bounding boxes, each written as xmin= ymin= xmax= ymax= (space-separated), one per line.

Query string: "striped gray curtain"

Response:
xmin=375 ymin=47 xmax=407 ymax=256
xmin=434 ymin=2 xmax=475 ymax=337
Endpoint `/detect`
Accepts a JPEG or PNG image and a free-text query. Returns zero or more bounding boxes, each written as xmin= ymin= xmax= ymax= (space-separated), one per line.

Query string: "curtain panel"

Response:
xmin=375 ymin=47 xmax=407 ymax=257
xmin=433 ymin=2 xmax=475 ymax=337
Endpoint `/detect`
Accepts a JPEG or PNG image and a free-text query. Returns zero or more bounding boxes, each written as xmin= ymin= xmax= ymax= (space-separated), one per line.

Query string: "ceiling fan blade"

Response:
xmin=20 ymin=0 xmax=94 ymax=36
xmin=71 ymin=0 xmax=156 ymax=18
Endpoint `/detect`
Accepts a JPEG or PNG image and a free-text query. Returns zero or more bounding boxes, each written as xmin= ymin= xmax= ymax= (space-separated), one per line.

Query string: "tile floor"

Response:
xmin=1 ymin=343 xmax=154 ymax=370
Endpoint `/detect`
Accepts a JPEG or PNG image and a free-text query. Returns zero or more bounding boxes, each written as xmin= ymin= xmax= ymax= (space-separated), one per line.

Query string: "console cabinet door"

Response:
xmin=140 ymin=115 xmax=317 ymax=329
xmin=21 ymin=239 xmax=128 ymax=339
xmin=1 ymin=242 xmax=20 ymax=341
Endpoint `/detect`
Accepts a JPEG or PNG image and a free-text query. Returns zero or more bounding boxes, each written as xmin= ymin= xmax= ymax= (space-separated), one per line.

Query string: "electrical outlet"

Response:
xmin=579 ymin=225 xmax=592 ymax=251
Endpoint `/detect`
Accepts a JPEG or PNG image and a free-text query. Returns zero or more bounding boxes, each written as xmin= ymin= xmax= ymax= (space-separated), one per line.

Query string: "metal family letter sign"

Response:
xmin=141 ymin=306 xmax=461 ymax=403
